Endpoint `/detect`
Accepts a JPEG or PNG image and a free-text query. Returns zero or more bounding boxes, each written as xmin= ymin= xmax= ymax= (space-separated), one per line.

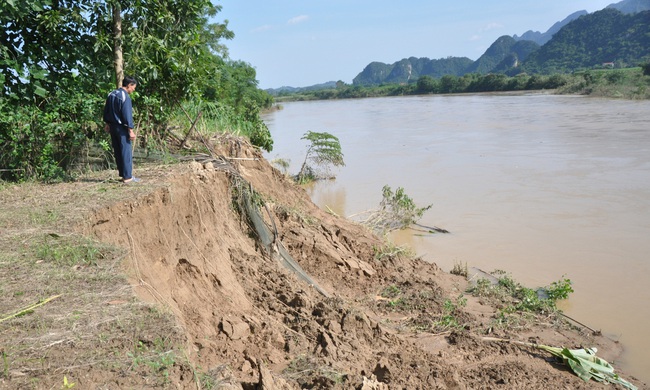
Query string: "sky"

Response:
xmin=215 ymin=0 xmax=616 ymax=89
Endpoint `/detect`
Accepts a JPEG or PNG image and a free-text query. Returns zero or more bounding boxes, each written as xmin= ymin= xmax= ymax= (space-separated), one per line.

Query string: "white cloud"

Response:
xmin=479 ymin=22 xmax=503 ymax=32
xmin=252 ymin=24 xmax=274 ymax=33
xmin=469 ymin=34 xmax=481 ymax=41
xmin=287 ymin=15 xmax=309 ymax=25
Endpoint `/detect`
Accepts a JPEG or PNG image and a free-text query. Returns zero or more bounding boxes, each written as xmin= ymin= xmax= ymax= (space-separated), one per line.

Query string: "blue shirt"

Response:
xmin=103 ymin=88 xmax=134 ymax=129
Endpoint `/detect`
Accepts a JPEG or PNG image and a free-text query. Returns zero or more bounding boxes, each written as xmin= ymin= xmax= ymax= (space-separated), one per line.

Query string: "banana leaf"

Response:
xmin=483 ymin=337 xmax=637 ymax=390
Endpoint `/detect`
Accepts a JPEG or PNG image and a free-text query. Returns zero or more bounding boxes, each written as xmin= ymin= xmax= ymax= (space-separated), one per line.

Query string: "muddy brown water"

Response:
xmin=262 ymin=92 xmax=650 ymax=382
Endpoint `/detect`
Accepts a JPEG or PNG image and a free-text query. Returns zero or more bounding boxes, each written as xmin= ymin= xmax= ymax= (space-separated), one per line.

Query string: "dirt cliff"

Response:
xmin=0 ymin=137 xmax=645 ymax=389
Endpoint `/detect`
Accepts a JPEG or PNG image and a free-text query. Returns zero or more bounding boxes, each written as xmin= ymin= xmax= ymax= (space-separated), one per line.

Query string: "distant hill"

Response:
xmin=352 ymin=57 xmax=473 ymax=86
xmin=351 ymin=2 xmax=650 ymax=86
xmin=265 ymin=81 xmax=337 ymax=96
xmin=513 ymin=10 xmax=587 ymax=46
xmin=273 ymin=0 xmax=650 ymax=90
xmin=606 ymin=0 xmax=650 ymax=13
xmin=516 ymin=8 xmax=650 ymax=74
xmin=465 ymin=36 xmax=539 ymax=74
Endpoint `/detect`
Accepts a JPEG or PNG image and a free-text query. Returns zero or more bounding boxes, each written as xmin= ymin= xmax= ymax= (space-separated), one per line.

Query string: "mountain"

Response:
xmin=606 ymin=0 xmax=650 ymax=13
xmin=279 ymin=0 xmax=650 ymax=90
xmin=517 ymin=8 xmax=650 ymax=74
xmin=513 ymin=11 xmax=588 ymax=46
xmin=349 ymin=37 xmax=540 ymax=86
xmin=465 ymin=36 xmax=540 ymax=74
xmin=352 ymin=56 xmax=473 ymax=86
xmin=265 ymin=81 xmax=338 ymax=96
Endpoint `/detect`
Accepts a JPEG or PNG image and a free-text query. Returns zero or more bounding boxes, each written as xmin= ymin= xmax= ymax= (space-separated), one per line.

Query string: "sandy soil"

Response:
xmin=0 ymin=136 xmax=646 ymax=389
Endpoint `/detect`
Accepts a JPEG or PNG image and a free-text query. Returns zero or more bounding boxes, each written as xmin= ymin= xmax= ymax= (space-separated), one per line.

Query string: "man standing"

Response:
xmin=103 ymin=76 xmax=139 ymax=183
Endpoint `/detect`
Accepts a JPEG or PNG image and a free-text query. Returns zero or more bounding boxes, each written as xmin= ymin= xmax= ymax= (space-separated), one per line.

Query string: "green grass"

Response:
xmin=467 ymin=271 xmax=574 ymax=330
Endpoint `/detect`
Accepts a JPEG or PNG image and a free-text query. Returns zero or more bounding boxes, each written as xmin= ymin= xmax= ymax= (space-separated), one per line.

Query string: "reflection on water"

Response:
xmin=263 ymin=93 xmax=650 ymax=382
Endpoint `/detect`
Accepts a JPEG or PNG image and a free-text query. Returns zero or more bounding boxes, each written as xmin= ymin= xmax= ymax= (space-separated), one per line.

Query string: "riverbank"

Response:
xmin=270 ymin=67 xmax=650 ymax=102
xmin=0 ymin=137 xmax=646 ymax=389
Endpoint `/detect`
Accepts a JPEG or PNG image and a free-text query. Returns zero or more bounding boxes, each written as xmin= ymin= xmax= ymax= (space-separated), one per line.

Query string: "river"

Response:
xmin=262 ymin=92 xmax=650 ymax=383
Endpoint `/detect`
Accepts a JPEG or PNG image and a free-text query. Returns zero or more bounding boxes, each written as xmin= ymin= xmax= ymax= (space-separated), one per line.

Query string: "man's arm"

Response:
xmin=122 ymin=96 xmax=135 ymax=129
xmin=102 ymin=94 xmax=112 ymax=133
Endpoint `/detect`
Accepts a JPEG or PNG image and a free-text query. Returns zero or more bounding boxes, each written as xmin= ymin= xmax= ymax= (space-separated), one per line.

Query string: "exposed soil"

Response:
xmin=0 ymin=137 xmax=646 ymax=389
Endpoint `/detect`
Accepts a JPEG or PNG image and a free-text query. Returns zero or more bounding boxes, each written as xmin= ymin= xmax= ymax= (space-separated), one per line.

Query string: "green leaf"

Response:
xmin=30 ymin=68 xmax=48 ymax=80
xmin=34 ymin=86 xmax=48 ymax=97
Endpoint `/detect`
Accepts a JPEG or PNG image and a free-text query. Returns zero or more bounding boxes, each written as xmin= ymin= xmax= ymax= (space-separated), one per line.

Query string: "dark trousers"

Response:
xmin=109 ymin=125 xmax=133 ymax=180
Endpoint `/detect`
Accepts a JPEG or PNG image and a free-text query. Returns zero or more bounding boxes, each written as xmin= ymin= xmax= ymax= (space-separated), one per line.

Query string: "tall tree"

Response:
xmin=111 ymin=1 xmax=124 ymax=88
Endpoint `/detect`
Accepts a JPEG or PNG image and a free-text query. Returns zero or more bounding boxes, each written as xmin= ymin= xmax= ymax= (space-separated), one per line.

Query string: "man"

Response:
xmin=103 ymin=76 xmax=139 ymax=183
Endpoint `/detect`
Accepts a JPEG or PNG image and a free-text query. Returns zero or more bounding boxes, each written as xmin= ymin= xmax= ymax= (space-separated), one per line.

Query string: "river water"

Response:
xmin=262 ymin=92 xmax=650 ymax=382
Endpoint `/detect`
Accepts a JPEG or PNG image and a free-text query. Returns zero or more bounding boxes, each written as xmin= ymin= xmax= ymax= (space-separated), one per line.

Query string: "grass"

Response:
xmin=467 ymin=270 xmax=574 ymax=330
xmin=436 ymin=295 xmax=468 ymax=330
xmin=450 ymin=261 xmax=468 ymax=277
xmin=0 ymin=169 xmax=204 ymax=388
xmin=283 ymin=354 xmax=346 ymax=386
xmin=375 ymin=282 xmax=470 ymax=333
xmin=34 ymin=234 xmax=111 ymax=267
xmin=373 ymin=241 xmax=415 ymax=261
xmin=127 ymin=338 xmax=177 ymax=385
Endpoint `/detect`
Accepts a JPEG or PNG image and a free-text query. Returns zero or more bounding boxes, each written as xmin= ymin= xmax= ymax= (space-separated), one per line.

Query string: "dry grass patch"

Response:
xmin=0 ymin=170 xmax=194 ymax=389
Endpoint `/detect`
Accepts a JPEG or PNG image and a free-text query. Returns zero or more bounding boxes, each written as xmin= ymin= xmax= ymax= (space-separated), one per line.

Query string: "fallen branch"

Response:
xmin=412 ymin=222 xmax=449 ymax=234
xmin=0 ymin=295 xmax=62 ymax=323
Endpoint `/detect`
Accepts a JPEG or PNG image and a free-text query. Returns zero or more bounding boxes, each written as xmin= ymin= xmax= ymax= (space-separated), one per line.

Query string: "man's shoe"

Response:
xmin=122 ymin=177 xmax=141 ymax=184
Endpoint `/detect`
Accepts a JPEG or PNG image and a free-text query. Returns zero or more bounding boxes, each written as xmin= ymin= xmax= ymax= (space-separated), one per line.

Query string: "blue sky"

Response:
xmin=215 ymin=1 xmax=616 ymax=89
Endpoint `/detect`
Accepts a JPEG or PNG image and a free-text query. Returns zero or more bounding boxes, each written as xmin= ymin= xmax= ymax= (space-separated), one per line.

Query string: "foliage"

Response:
xmin=450 ymin=261 xmax=468 ymax=277
xmin=0 ymin=0 xmax=274 ymax=181
xmin=127 ymin=339 xmax=177 ymax=385
xmin=520 ymin=9 xmax=650 ymax=75
xmin=642 ymin=62 xmax=650 ymax=76
xmin=276 ymin=71 xmax=577 ymax=101
xmin=296 ymin=131 xmax=344 ymax=183
xmin=557 ymin=67 xmax=650 ymax=98
xmin=435 ymin=295 xmax=468 ymax=330
xmin=276 ymin=65 xmax=650 ymax=101
xmin=468 ymin=272 xmax=573 ymax=315
xmin=545 ymin=277 xmax=574 ymax=301
xmin=358 ymin=186 xmax=432 ymax=235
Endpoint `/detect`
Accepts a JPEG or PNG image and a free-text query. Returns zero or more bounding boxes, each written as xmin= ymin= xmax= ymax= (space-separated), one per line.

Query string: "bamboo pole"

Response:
xmin=0 ymin=295 xmax=62 ymax=323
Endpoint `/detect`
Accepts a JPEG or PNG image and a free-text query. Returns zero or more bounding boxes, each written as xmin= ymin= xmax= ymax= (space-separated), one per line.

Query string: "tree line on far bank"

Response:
xmin=275 ymin=65 xmax=650 ymax=102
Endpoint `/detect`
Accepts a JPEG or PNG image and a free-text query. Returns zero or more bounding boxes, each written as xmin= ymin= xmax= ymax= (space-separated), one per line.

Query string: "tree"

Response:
xmin=641 ymin=62 xmax=650 ymax=76
xmin=110 ymin=0 xmax=124 ymax=88
xmin=296 ymin=131 xmax=345 ymax=183
xmin=0 ymin=0 xmax=271 ymax=180
xmin=416 ymin=76 xmax=437 ymax=94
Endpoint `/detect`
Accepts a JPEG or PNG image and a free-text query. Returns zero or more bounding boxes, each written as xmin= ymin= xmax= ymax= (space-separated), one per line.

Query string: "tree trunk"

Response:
xmin=112 ymin=2 xmax=124 ymax=88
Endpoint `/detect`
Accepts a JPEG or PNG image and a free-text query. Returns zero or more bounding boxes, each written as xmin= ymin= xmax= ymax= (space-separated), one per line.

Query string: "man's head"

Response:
xmin=122 ymin=76 xmax=137 ymax=94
